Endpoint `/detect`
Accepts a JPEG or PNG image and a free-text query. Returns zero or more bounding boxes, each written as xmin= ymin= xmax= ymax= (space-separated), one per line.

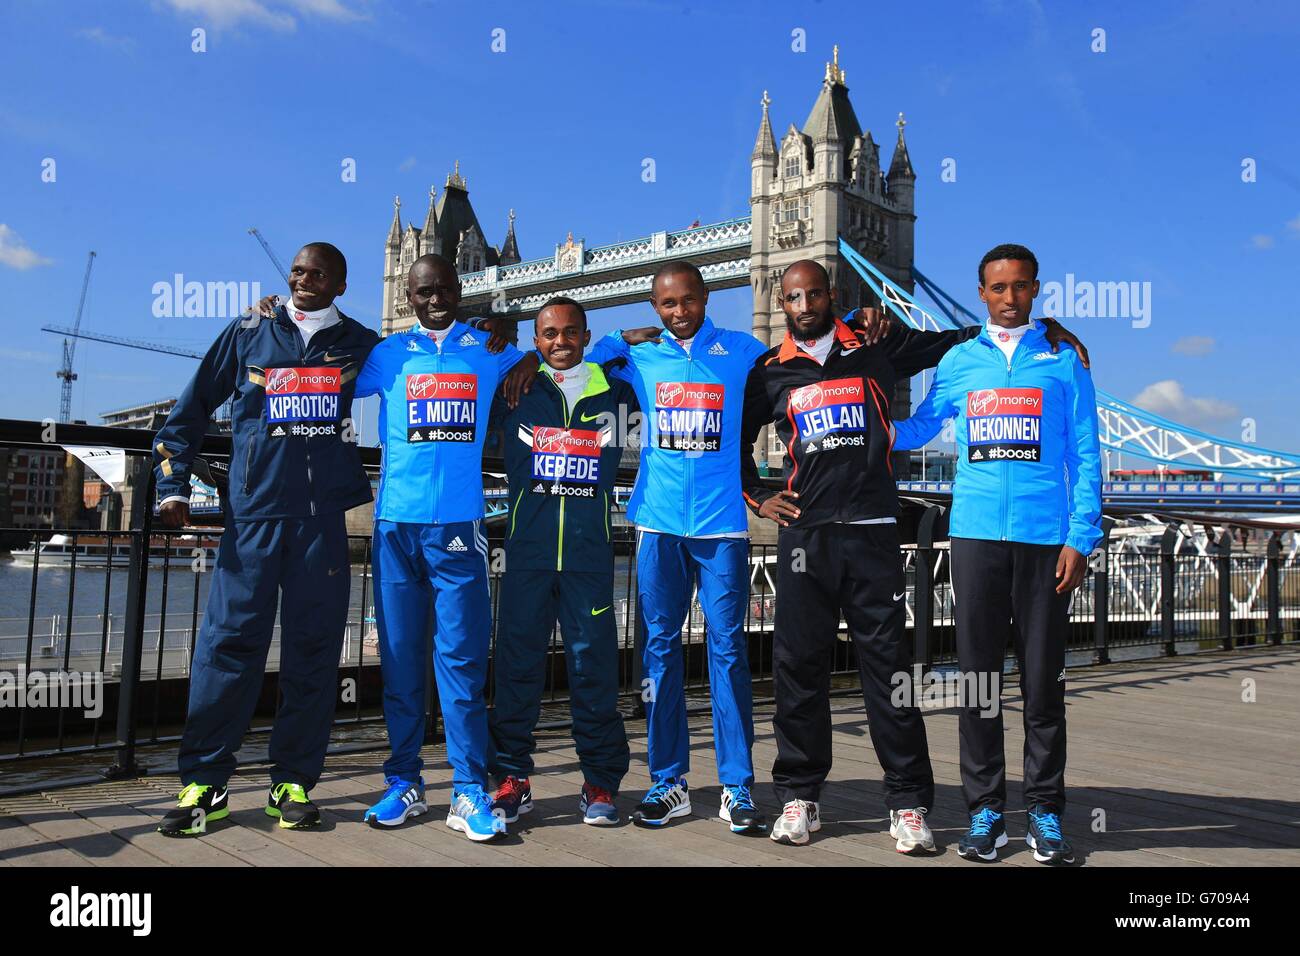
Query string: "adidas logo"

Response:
xmin=447 ymin=536 xmax=468 ymax=552
xmin=971 ymin=449 xmax=984 ymax=460
xmin=411 ymin=431 xmax=424 ymax=441
xmin=533 ymin=482 xmax=546 ymax=493
xmin=459 ymin=333 xmax=478 ymax=347
xmin=806 ymin=441 xmax=819 ymax=452
xmin=1032 ymin=351 xmax=1058 ymax=361
xmin=407 ymin=339 xmax=422 ymax=352
xmin=707 ymin=342 xmax=729 ymax=356
xmin=270 ymin=425 xmax=286 ymax=437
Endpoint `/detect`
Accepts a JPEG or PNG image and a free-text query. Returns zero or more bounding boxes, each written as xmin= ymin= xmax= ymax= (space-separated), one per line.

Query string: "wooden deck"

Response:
xmin=2 ymin=647 xmax=1298 ymax=867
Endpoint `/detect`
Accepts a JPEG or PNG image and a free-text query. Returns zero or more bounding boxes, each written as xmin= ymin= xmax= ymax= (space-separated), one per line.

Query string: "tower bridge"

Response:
xmin=376 ymin=46 xmax=1300 ymax=504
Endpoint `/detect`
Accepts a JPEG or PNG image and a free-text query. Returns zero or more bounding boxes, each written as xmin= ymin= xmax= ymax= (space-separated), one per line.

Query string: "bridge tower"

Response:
xmin=749 ymin=47 xmax=917 ymax=469
xmin=381 ymin=164 xmax=521 ymax=335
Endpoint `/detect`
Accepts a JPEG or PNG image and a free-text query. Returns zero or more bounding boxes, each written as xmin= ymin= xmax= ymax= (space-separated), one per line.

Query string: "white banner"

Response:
xmin=63 ymin=445 xmax=127 ymax=487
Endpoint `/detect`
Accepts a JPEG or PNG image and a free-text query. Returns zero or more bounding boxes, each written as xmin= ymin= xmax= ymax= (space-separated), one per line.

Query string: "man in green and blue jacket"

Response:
xmin=487 ymin=297 xmax=634 ymax=826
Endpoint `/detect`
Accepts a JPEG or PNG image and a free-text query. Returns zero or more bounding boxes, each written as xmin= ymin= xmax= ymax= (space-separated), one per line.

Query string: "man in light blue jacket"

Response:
xmin=586 ymin=260 xmax=771 ymax=833
xmin=893 ymin=244 xmax=1102 ymax=865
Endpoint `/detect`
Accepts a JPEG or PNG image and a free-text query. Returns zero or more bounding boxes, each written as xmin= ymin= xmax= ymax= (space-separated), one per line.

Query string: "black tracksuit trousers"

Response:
xmin=950 ymin=537 xmax=1071 ymax=815
xmin=772 ymin=522 xmax=935 ymax=810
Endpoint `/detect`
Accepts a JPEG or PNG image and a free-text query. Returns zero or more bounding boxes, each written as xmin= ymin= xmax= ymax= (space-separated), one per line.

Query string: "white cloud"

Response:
xmin=1171 ymin=335 xmax=1215 ymax=357
xmin=0 ymin=224 xmax=53 ymax=270
xmin=1133 ymin=379 xmax=1238 ymax=428
xmin=1251 ymin=234 xmax=1275 ymax=249
xmin=398 ymin=156 xmax=417 ymax=172
xmin=77 ymin=27 xmax=136 ymax=50
xmin=1287 ymin=213 xmax=1300 ymax=233
xmin=160 ymin=0 xmax=364 ymax=31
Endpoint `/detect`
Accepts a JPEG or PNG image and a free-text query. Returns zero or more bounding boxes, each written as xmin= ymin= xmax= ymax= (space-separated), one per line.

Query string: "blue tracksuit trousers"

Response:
xmin=373 ymin=518 xmax=492 ymax=787
xmin=179 ymin=512 xmax=350 ymax=790
xmin=636 ymin=532 xmax=755 ymax=787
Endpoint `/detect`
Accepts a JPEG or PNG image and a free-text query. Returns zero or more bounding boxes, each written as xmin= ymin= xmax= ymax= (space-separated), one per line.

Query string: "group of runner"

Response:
xmin=150 ymin=239 xmax=1101 ymax=863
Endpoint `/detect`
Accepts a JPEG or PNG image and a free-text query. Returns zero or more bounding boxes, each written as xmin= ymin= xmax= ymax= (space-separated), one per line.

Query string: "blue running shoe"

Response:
xmin=719 ymin=784 xmax=767 ymax=834
xmin=632 ymin=776 xmax=690 ymax=827
xmin=446 ymin=784 xmax=507 ymax=842
xmin=579 ymin=782 xmax=618 ymax=826
xmin=364 ymin=776 xmax=427 ymax=828
xmin=957 ymin=807 xmax=1008 ymax=861
xmin=1026 ymin=808 xmax=1075 ymax=864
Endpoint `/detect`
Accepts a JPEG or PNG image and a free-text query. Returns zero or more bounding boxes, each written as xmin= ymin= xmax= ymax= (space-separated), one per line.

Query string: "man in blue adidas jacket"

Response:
xmin=355 ymin=253 xmax=537 ymax=842
xmin=486 ymin=296 xmax=634 ymax=827
xmin=152 ymin=242 xmax=376 ymax=836
xmin=580 ymin=260 xmax=775 ymax=833
xmin=892 ymin=244 xmax=1102 ymax=865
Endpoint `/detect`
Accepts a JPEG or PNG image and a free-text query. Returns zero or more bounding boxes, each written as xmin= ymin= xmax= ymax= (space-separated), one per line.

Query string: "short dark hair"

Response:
xmin=978 ymin=244 xmax=1038 ymax=285
xmin=651 ymin=259 xmax=704 ymax=292
xmin=300 ymin=241 xmax=347 ymax=280
xmin=536 ymin=295 xmax=587 ymax=331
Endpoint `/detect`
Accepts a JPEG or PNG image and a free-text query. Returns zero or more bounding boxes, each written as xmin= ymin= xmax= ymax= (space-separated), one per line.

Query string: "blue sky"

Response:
xmin=2 ymin=0 xmax=1298 ymax=452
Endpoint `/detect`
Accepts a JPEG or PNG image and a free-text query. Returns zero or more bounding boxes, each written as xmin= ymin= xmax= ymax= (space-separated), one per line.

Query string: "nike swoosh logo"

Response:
xmin=591 ymin=606 xmax=611 ymax=616
xmin=323 ymin=352 xmax=350 ymax=363
xmin=892 ymin=591 xmax=905 ymax=602
xmin=328 ymin=567 xmax=342 ymax=576
xmin=579 ymin=412 xmax=603 ymax=423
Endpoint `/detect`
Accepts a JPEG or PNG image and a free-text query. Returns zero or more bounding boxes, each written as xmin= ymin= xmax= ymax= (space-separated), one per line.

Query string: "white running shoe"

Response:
xmin=889 ymin=807 xmax=936 ymax=854
xmin=770 ymin=799 xmax=821 ymax=846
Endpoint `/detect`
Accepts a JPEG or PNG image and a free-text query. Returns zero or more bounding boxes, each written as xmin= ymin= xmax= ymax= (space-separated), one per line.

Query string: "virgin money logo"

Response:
xmin=791 ymin=384 xmax=824 ymax=412
xmin=408 ymin=374 xmax=437 ymax=399
xmin=968 ymin=389 xmax=1000 ymax=416
xmin=657 ymin=383 xmax=685 ymax=407
xmin=267 ymin=368 xmax=298 ymax=392
xmin=967 ymin=388 xmax=1042 ymax=416
xmin=535 ymin=428 xmax=568 ymax=452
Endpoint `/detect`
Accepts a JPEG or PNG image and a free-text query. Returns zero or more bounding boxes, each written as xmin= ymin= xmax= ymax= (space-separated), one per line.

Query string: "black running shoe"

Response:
xmin=157 ymin=782 xmax=229 ymax=837
xmin=957 ymin=807 xmax=1008 ymax=861
xmin=1026 ymin=808 xmax=1074 ymax=864
xmin=632 ymin=776 xmax=690 ymax=827
xmin=265 ymin=783 xmax=321 ymax=829
xmin=719 ymin=784 xmax=767 ymax=834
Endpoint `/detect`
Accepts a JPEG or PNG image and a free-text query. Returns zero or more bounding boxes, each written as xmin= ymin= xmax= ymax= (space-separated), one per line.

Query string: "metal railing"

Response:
xmin=2 ymin=418 xmax=1297 ymax=791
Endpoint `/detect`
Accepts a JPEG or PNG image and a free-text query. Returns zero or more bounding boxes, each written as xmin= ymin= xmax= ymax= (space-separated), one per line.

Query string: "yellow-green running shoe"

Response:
xmin=157 ymin=782 xmax=229 ymax=838
xmin=266 ymin=782 xmax=321 ymax=829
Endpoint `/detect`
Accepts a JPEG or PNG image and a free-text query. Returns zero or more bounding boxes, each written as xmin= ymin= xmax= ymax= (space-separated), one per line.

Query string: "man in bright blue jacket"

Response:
xmin=892 ymin=244 xmax=1102 ymax=865
xmin=583 ymin=260 xmax=772 ymax=833
xmin=152 ymin=242 xmax=377 ymax=836
xmin=355 ymin=253 xmax=537 ymax=842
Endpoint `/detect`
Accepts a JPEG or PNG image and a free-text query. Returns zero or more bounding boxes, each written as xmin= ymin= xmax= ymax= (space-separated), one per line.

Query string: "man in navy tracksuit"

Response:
xmin=893 ymin=244 xmax=1102 ymax=864
xmin=153 ymin=242 xmax=377 ymax=836
xmin=487 ymin=296 xmax=634 ymax=826
xmin=356 ymin=253 xmax=538 ymax=843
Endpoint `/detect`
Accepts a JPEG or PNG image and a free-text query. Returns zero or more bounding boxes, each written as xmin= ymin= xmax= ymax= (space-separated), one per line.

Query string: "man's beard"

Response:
xmin=785 ymin=309 xmax=835 ymax=341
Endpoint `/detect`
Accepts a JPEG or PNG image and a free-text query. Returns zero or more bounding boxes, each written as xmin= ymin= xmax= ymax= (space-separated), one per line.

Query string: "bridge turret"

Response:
xmin=381 ymin=196 xmax=403 ymax=333
xmin=421 ymin=185 xmax=439 ymax=255
xmin=499 ymin=208 xmax=521 ymax=267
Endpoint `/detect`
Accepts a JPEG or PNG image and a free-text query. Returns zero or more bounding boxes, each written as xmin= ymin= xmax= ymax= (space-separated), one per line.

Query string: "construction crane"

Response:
xmin=41 ymin=325 xmax=205 ymax=360
xmin=55 ymin=250 xmax=97 ymax=422
xmin=248 ymin=227 xmax=289 ymax=284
